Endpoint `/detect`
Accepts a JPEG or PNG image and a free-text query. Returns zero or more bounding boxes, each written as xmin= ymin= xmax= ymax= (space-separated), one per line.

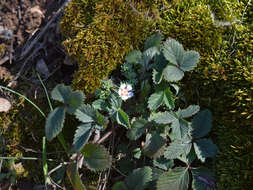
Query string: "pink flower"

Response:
xmin=118 ymin=83 xmax=133 ymax=101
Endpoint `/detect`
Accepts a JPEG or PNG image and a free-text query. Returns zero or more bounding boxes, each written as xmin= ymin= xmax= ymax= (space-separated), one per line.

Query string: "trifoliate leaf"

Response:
xmin=112 ymin=181 xmax=128 ymax=190
xmin=164 ymin=138 xmax=192 ymax=160
xmin=153 ymin=157 xmax=174 ymax=170
xmin=178 ymin=105 xmax=200 ymax=119
xmin=66 ymin=163 xmax=87 ymax=190
xmin=125 ymin=50 xmax=142 ymax=64
xmin=148 ymin=91 xmax=164 ymax=110
xmin=149 ymin=111 xmax=176 ymax=124
xmin=51 ymin=84 xmax=85 ymax=114
xmin=126 ymin=119 xmax=148 ymax=140
xmin=143 ymin=133 xmax=166 ymax=159
xmin=81 ymin=143 xmax=110 ymax=171
xmin=193 ymin=139 xmax=218 ymax=162
xmin=125 ymin=167 xmax=152 ymax=190
xmin=163 ymin=65 xmax=184 ymax=82
xmin=144 ymin=32 xmax=163 ymax=50
xmin=46 ymin=107 xmax=66 ymax=141
xmin=157 ymin=167 xmax=189 ymax=190
xmin=180 ymin=50 xmax=200 ymax=71
xmin=190 ymin=109 xmax=212 ymax=139
xmin=171 ymin=119 xmax=189 ymax=139
xmin=73 ymin=124 xmax=93 ymax=151
xmin=163 ymin=39 xmax=184 ymax=66
xmin=191 ymin=168 xmax=216 ymax=190
xmin=116 ymin=109 xmax=130 ymax=129
xmin=75 ymin=104 xmax=96 ymax=123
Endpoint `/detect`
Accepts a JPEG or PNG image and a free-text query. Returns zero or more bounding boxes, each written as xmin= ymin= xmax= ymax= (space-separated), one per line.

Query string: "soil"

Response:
xmin=0 ymin=0 xmax=75 ymax=189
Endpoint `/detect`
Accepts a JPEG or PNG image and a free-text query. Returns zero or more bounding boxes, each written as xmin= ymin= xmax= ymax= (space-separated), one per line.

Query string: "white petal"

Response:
xmin=126 ymin=84 xmax=132 ymax=91
xmin=120 ymin=83 xmax=126 ymax=89
xmin=121 ymin=95 xmax=128 ymax=101
xmin=118 ymin=88 xmax=122 ymax=95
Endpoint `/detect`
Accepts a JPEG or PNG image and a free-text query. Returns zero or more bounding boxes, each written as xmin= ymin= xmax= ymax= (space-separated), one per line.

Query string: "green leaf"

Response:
xmin=125 ymin=50 xmax=142 ymax=64
xmin=116 ymin=109 xmax=130 ymax=129
xmin=178 ymin=147 xmax=196 ymax=165
xmin=193 ymin=139 xmax=218 ymax=162
xmin=164 ymin=138 xmax=192 ymax=160
xmin=149 ymin=167 xmax=164 ymax=189
xmin=126 ymin=119 xmax=148 ymax=140
xmin=157 ymin=167 xmax=189 ymax=190
xmin=133 ymin=148 xmax=142 ymax=159
xmin=46 ymin=107 xmax=66 ymax=141
xmin=190 ymin=110 xmax=212 ymax=139
xmin=191 ymin=168 xmax=216 ymax=190
xmin=81 ymin=143 xmax=110 ymax=171
xmin=51 ymin=84 xmax=72 ymax=103
xmin=144 ymin=32 xmax=163 ymax=50
xmin=75 ymin=104 xmax=96 ymax=123
xmin=148 ymin=91 xmax=164 ymax=110
xmin=163 ymin=39 xmax=184 ymax=66
xmin=140 ymin=47 xmax=159 ymax=69
xmin=152 ymin=69 xmax=163 ymax=84
xmin=109 ymin=93 xmax=122 ymax=111
xmin=171 ymin=119 xmax=189 ymax=139
xmin=66 ymin=163 xmax=87 ymax=190
xmin=163 ymin=87 xmax=175 ymax=109
xmin=180 ymin=50 xmax=200 ymax=71
xmin=153 ymin=157 xmax=174 ymax=170
xmin=163 ymin=65 xmax=184 ymax=82
xmin=112 ymin=181 xmax=129 ymax=190
xmin=143 ymin=133 xmax=166 ymax=159
xmin=125 ymin=167 xmax=152 ymax=190
xmin=73 ymin=124 xmax=93 ymax=151
xmin=92 ymin=99 xmax=107 ymax=111
xmin=140 ymin=80 xmax=151 ymax=100
xmin=149 ymin=111 xmax=176 ymax=124
xmin=178 ymin=105 xmax=200 ymax=118
xmin=51 ymin=84 xmax=85 ymax=114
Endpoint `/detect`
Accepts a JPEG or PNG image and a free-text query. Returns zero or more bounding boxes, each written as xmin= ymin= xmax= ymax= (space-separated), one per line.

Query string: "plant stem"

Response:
xmin=43 ymin=136 xmax=51 ymax=184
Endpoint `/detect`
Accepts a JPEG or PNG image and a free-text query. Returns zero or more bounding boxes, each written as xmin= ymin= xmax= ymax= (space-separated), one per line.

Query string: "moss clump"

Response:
xmin=60 ymin=0 xmax=157 ymax=93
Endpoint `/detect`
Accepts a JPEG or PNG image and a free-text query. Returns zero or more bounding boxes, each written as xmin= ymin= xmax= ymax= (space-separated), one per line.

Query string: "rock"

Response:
xmin=0 ymin=97 xmax=11 ymax=112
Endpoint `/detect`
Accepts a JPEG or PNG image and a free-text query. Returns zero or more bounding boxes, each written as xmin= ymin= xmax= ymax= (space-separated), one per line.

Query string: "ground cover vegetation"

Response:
xmin=0 ymin=0 xmax=252 ymax=189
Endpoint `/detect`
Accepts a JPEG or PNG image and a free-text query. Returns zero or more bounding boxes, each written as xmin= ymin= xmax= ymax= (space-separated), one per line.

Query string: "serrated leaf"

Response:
xmin=125 ymin=50 xmax=142 ymax=64
xmin=163 ymin=87 xmax=175 ymax=109
xmin=144 ymin=32 xmax=163 ymax=50
xmin=126 ymin=119 xmax=148 ymax=140
xmin=157 ymin=167 xmax=189 ymax=190
xmin=148 ymin=91 xmax=164 ymax=110
xmin=143 ymin=133 xmax=166 ymax=159
xmin=116 ymin=109 xmax=130 ymax=129
xmin=149 ymin=111 xmax=176 ymax=124
xmin=73 ymin=124 xmax=93 ymax=151
xmin=51 ymin=84 xmax=72 ymax=103
xmin=180 ymin=50 xmax=200 ymax=71
xmin=152 ymin=69 xmax=163 ymax=84
xmin=171 ymin=119 xmax=189 ymax=139
xmin=125 ymin=167 xmax=152 ymax=190
xmin=75 ymin=104 xmax=96 ymax=123
xmin=179 ymin=105 xmax=200 ymax=118
xmin=140 ymin=47 xmax=159 ymax=69
xmin=153 ymin=157 xmax=174 ymax=170
xmin=163 ymin=65 xmax=184 ymax=82
xmin=190 ymin=110 xmax=212 ymax=138
xmin=46 ymin=107 xmax=66 ymax=141
xmin=92 ymin=99 xmax=107 ymax=111
xmin=81 ymin=143 xmax=110 ymax=171
xmin=164 ymin=139 xmax=192 ymax=160
xmin=191 ymin=168 xmax=216 ymax=190
xmin=112 ymin=181 xmax=128 ymax=190
xmin=51 ymin=84 xmax=85 ymax=114
xmin=163 ymin=39 xmax=184 ymax=66
xmin=109 ymin=93 xmax=122 ymax=111
xmin=149 ymin=167 xmax=164 ymax=189
xmin=193 ymin=139 xmax=218 ymax=162
xmin=66 ymin=163 xmax=87 ymax=190
xmin=178 ymin=147 xmax=196 ymax=165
